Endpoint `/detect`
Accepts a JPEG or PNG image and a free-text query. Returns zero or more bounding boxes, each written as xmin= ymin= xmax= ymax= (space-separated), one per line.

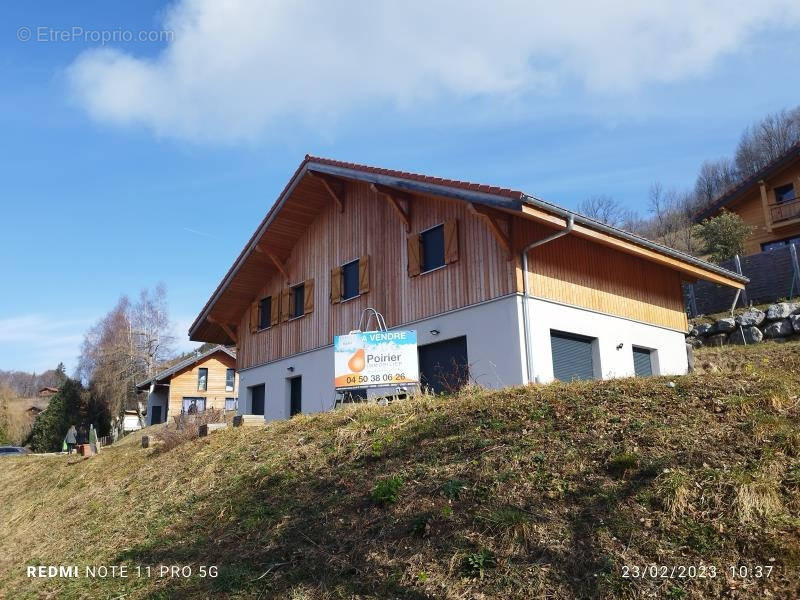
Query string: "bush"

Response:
xmin=155 ymin=408 xmax=225 ymax=452
xmin=371 ymin=475 xmax=404 ymax=505
xmin=693 ymin=210 xmax=752 ymax=263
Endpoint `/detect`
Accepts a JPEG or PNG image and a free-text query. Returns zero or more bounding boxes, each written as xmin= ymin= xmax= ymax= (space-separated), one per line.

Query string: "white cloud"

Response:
xmin=67 ymin=0 xmax=800 ymax=142
xmin=0 ymin=315 xmax=89 ymax=373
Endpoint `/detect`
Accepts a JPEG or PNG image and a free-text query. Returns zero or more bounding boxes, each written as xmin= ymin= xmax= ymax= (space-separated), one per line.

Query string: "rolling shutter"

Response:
xmin=407 ymin=234 xmax=421 ymax=277
xmin=270 ymin=294 xmax=280 ymax=326
xmin=304 ymin=279 xmax=314 ymax=314
xmin=444 ymin=219 xmax=459 ymax=264
xmin=358 ymin=255 xmax=370 ymax=294
xmin=280 ymin=288 xmax=290 ymax=322
xmin=249 ymin=302 xmax=259 ymax=333
xmin=330 ymin=266 xmax=342 ymax=304
xmin=550 ymin=331 xmax=595 ymax=381
xmin=632 ymin=347 xmax=653 ymax=377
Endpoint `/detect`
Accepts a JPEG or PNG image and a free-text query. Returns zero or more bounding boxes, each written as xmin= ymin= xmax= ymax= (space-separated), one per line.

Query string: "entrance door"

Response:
xmin=289 ymin=377 xmax=302 ymax=417
xmin=418 ymin=336 xmax=469 ymax=394
xmin=150 ymin=405 xmax=162 ymax=425
xmin=250 ymin=384 xmax=265 ymax=416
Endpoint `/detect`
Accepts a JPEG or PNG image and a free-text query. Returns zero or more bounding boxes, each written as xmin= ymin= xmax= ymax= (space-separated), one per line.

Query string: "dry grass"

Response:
xmin=0 ymin=385 xmax=43 ymax=445
xmin=0 ymin=343 xmax=799 ymax=599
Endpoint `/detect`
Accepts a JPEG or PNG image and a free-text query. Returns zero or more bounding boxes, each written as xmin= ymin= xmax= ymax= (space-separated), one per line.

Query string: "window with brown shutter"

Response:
xmin=280 ymin=288 xmax=290 ymax=322
xmin=407 ymin=233 xmax=421 ymax=277
xmin=249 ymin=302 xmax=259 ymax=333
xmin=330 ymin=266 xmax=342 ymax=304
xmin=270 ymin=292 xmax=280 ymax=326
xmin=444 ymin=219 xmax=459 ymax=263
xmin=358 ymin=254 xmax=370 ymax=294
xmin=303 ymin=278 xmax=314 ymax=314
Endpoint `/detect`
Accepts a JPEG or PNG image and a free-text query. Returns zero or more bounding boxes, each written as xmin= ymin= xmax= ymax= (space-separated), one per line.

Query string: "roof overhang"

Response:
xmin=189 ymin=157 xmax=747 ymax=343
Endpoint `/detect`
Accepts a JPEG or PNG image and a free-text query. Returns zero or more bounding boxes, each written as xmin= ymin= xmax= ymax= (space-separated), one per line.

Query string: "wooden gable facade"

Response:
xmin=165 ymin=350 xmax=238 ymax=417
xmin=191 ymin=157 xmax=746 ymax=371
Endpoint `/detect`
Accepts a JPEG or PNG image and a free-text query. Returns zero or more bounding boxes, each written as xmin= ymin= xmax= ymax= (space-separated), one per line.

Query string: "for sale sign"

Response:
xmin=334 ymin=330 xmax=419 ymax=389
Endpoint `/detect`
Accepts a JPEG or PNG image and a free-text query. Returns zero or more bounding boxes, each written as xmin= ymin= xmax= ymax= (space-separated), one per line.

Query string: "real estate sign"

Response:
xmin=334 ymin=330 xmax=419 ymax=389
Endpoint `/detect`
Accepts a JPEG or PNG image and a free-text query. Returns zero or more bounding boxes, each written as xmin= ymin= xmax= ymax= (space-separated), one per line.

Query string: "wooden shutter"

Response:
xmin=330 ymin=266 xmax=342 ymax=304
xmin=270 ymin=294 xmax=280 ymax=326
xmin=304 ymin=279 xmax=314 ymax=314
xmin=358 ymin=255 xmax=370 ymax=294
xmin=407 ymin=234 xmax=421 ymax=277
xmin=249 ymin=302 xmax=259 ymax=333
xmin=280 ymin=288 xmax=290 ymax=322
xmin=444 ymin=219 xmax=459 ymax=264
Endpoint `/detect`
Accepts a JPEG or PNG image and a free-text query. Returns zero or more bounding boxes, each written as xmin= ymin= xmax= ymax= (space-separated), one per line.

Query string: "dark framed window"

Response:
xmin=258 ymin=296 xmax=271 ymax=330
xmin=421 ymin=224 xmax=445 ymax=272
xmin=182 ymin=397 xmax=206 ymax=414
xmin=632 ymin=347 xmax=654 ymax=377
xmin=761 ymin=235 xmax=800 ymax=251
xmin=289 ymin=376 xmax=302 ymax=417
xmin=225 ymin=397 xmax=238 ymax=411
xmin=341 ymin=259 xmax=359 ymax=300
xmin=550 ymin=331 xmax=596 ymax=382
xmin=225 ymin=368 xmax=235 ymax=392
xmin=774 ymin=183 xmax=795 ymax=204
xmin=291 ymin=283 xmax=305 ymax=319
xmin=197 ymin=368 xmax=208 ymax=391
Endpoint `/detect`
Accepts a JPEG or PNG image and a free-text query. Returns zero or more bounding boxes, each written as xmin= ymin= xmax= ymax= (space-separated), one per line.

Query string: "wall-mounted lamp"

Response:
xmin=429 ymin=329 xmax=440 ymax=336
xmin=287 ymin=366 xmax=295 ymax=372
xmin=616 ymin=343 xmax=624 ymax=350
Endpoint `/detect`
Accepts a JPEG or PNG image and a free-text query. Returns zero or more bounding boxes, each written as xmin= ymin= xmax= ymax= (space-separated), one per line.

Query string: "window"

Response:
xmin=225 ymin=397 xmax=238 ymax=411
xmin=225 ymin=368 xmax=235 ymax=392
xmin=291 ymin=283 xmax=305 ymax=319
xmin=421 ymin=224 xmax=445 ymax=272
xmin=774 ymin=183 xmax=795 ymax=204
xmin=761 ymin=235 xmax=800 ymax=251
xmin=550 ymin=331 xmax=596 ymax=381
xmin=341 ymin=259 xmax=359 ymax=300
xmin=289 ymin=376 xmax=302 ymax=417
xmin=632 ymin=347 xmax=653 ymax=377
xmin=182 ymin=397 xmax=206 ymax=414
xmin=197 ymin=368 xmax=208 ymax=391
xmin=258 ymin=296 xmax=271 ymax=330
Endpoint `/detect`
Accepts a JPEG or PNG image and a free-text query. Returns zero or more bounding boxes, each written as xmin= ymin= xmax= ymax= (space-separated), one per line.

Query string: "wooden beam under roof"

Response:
xmin=309 ymin=170 xmax=345 ymax=212
xmin=370 ymin=183 xmax=411 ymax=231
xmin=468 ymin=203 xmax=512 ymax=260
xmin=254 ymin=244 xmax=290 ymax=284
xmin=208 ymin=317 xmax=237 ymax=344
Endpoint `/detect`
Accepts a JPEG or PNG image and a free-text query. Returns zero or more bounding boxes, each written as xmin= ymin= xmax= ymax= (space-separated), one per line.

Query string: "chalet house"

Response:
xmin=696 ymin=143 xmax=800 ymax=255
xmin=135 ymin=345 xmax=239 ymax=426
xmin=189 ymin=156 xmax=746 ymax=421
xmin=38 ymin=386 xmax=58 ymax=398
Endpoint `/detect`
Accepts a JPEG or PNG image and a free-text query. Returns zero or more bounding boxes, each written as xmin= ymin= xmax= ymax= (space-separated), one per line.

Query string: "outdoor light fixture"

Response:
xmin=617 ymin=343 xmax=624 ymax=350
xmin=287 ymin=366 xmax=295 ymax=372
xmin=430 ymin=329 xmax=440 ymax=335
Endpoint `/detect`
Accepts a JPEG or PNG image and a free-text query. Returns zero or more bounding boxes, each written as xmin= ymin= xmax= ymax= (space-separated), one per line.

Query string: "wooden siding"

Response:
xmin=237 ymin=181 xmax=515 ymax=369
xmin=515 ymin=219 xmax=688 ymax=332
xmin=166 ymin=352 xmax=238 ymax=418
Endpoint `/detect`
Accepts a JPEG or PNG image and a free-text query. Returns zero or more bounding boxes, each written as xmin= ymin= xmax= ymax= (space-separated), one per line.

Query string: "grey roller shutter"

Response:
xmin=632 ymin=347 xmax=653 ymax=377
xmin=550 ymin=331 xmax=595 ymax=381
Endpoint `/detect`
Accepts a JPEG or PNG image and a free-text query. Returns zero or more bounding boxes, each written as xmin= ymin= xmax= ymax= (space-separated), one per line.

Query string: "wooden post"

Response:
xmin=759 ymin=180 xmax=773 ymax=233
xmin=141 ymin=435 xmax=149 ymax=449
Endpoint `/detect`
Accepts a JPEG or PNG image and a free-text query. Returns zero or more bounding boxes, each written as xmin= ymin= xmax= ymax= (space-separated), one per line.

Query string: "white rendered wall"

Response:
xmin=238 ymin=295 xmax=527 ymax=420
xmin=524 ymin=296 xmax=688 ymax=383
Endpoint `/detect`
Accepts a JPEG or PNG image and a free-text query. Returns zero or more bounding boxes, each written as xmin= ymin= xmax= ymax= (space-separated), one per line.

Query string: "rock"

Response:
xmin=712 ymin=317 xmax=736 ymax=333
xmin=729 ymin=326 xmax=763 ymax=345
xmin=686 ymin=336 xmax=703 ymax=349
xmin=764 ymin=319 xmax=794 ymax=338
xmin=735 ymin=309 xmax=765 ymax=327
xmin=691 ymin=323 xmax=713 ymax=337
xmin=706 ymin=333 xmax=728 ymax=347
xmin=765 ymin=303 xmax=797 ymax=321
xmin=791 ymin=314 xmax=800 ymax=333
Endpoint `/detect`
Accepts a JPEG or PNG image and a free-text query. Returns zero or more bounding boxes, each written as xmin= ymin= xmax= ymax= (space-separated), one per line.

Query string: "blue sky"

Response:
xmin=1 ymin=1 xmax=799 ymax=373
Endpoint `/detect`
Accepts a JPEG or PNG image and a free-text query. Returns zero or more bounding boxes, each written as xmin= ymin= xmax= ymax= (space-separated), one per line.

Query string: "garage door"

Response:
xmin=550 ymin=331 xmax=595 ymax=381
xmin=632 ymin=347 xmax=653 ymax=376
xmin=418 ymin=336 xmax=469 ymax=394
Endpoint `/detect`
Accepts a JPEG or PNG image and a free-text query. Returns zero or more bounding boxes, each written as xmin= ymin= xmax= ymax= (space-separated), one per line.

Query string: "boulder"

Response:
xmin=690 ymin=323 xmax=713 ymax=337
xmin=706 ymin=333 xmax=728 ymax=347
xmin=686 ymin=336 xmax=703 ymax=349
xmin=765 ymin=302 xmax=798 ymax=321
xmin=764 ymin=318 xmax=794 ymax=338
xmin=735 ymin=309 xmax=765 ymax=327
xmin=712 ymin=317 xmax=736 ymax=333
xmin=729 ymin=326 xmax=763 ymax=345
xmin=791 ymin=314 xmax=800 ymax=333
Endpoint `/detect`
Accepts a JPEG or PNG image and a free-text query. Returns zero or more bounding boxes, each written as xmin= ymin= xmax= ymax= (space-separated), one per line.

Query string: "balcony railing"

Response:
xmin=769 ymin=196 xmax=800 ymax=224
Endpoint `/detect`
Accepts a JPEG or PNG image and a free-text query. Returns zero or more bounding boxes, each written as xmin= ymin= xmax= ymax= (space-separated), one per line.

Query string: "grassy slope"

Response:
xmin=1 ymin=344 xmax=799 ymax=599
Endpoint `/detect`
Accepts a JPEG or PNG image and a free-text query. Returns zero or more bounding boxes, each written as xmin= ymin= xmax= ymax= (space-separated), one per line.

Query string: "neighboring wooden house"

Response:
xmin=696 ymin=143 xmax=800 ymax=255
xmin=135 ymin=346 xmax=239 ymax=426
xmin=188 ymin=156 xmax=746 ymax=421
xmin=38 ymin=386 xmax=58 ymax=398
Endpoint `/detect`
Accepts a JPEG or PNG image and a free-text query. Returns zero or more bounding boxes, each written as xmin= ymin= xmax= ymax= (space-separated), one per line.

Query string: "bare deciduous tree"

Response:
xmin=578 ymin=194 xmax=642 ymax=232
xmin=735 ymin=107 xmax=800 ymax=178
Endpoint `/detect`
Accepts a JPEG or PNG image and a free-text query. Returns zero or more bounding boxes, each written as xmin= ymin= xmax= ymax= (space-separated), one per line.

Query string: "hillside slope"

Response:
xmin=1 ymin=343 xmax=799 ymax=599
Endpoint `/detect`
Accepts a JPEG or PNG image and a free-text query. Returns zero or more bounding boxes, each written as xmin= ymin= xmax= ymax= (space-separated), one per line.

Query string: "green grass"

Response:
xmin=0 ymin=341 xmax=799 ymax=598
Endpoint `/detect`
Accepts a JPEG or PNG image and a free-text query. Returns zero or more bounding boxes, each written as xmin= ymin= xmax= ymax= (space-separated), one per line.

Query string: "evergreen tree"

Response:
xmin=28 ymin=379 xmax=83 ymax=452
